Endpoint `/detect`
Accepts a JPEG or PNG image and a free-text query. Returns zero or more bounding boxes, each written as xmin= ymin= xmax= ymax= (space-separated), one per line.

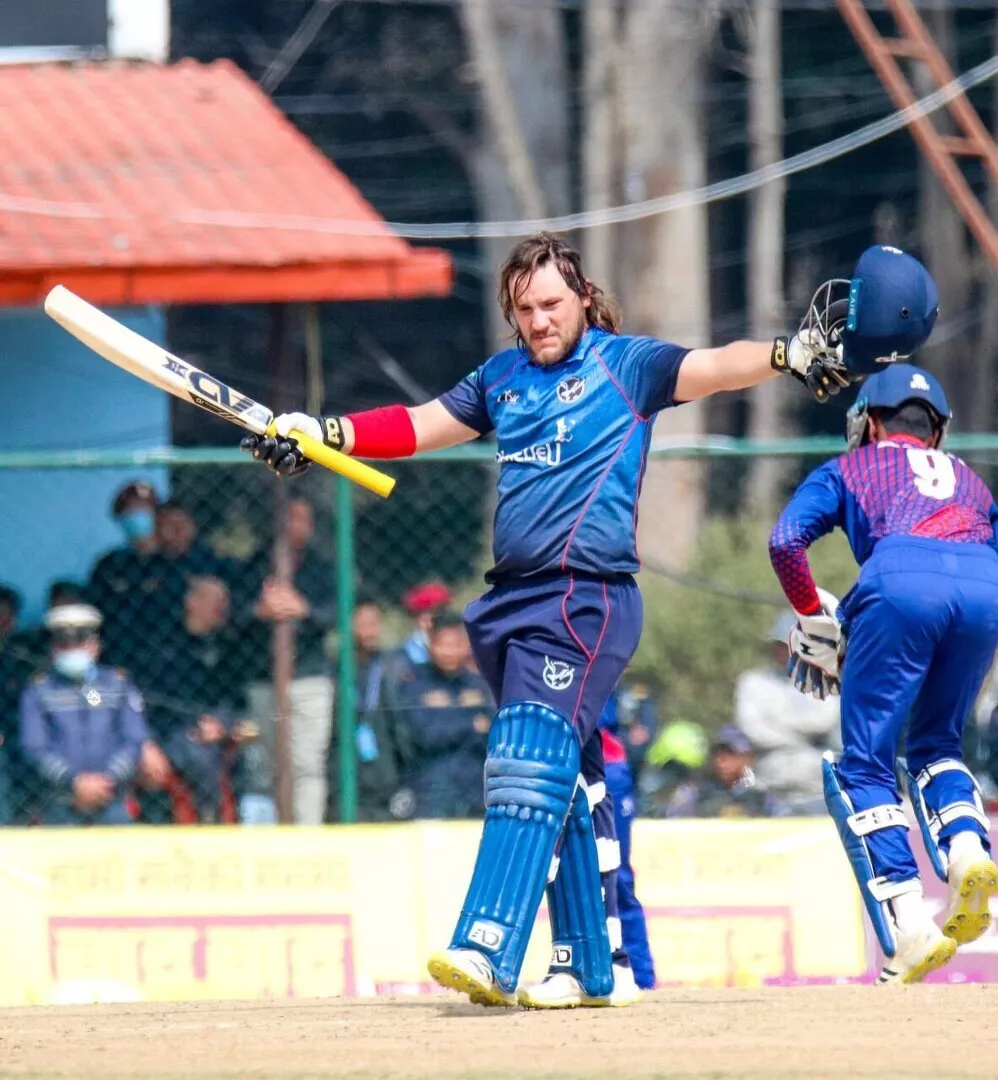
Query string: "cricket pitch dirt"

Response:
xmin=0 ymin=986 xmax=994 ymax=1079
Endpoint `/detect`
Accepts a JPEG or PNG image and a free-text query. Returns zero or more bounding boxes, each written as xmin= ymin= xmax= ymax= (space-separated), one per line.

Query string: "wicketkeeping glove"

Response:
xmin=786 ymin=587 xmax=843 ymax=701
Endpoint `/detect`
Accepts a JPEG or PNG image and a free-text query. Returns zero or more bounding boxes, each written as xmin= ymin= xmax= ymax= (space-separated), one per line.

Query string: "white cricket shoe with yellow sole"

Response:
xmin=427 ymin=948 xmax=518 ymax=1007
xmin=517 ymin=963 xmax=642 ymax=1009
xmin=942 ymin=850 xmax=998 ymax=946
xmin=876 ymin=921 xmax=957 ymax=985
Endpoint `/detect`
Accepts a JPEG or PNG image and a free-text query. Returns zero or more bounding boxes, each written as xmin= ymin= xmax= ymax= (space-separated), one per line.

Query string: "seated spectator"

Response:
xmin=664 ymin=725 xmax=783 ymax=818
xmin=157 ymin=500 xmax=234 ymax=585
xmin=327 ymin=596 xmax=405 ymax=822
xmin=142 ymin=576 xmax=246 ymax=823
xmin=734 ymin=613 xmax=840 ymax=814
xmin=394 ymin=611 xmax=493 ymax=819
xmin=639 ymin=720 xmax=709 ymax=817
xmin=246 ymin=497 xmax=335 ymax=825
xmin=88 ymin=481 xmax=178 ymax=673
xmin=18 ymin=604 xmax=147 ymax=826
xmin=387 ymin=581 xmax=453 ymax=682
xmin=0 ymin=584 xmax=23 ymax=825
xmin=1 ymin=580 xmax=96 ymax=824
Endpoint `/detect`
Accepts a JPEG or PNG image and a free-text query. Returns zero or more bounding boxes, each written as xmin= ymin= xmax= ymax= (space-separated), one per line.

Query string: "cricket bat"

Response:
xmin=43 ymin=285 xmax=396 ymax=498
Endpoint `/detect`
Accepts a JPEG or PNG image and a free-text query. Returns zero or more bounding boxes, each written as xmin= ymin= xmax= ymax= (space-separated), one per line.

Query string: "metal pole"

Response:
xmin=268 ymin=304 xmax=296 ymax=825
xmin=336 ymin=472 xmax=358 ymax=824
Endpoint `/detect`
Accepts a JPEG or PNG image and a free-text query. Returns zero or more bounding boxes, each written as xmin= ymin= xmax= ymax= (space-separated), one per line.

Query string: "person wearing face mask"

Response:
xmin=17 ymin=604 xmax=149 ymax=825
xmin=88 ymin=482 xmax=178 ymax=676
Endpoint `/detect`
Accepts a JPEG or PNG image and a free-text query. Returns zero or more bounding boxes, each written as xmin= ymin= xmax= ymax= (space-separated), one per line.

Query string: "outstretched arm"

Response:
xmin=243 ymin=368 xmax=489 ymax=476
xmin=675 ymin=336 xmax=849 ymax=404
xmin=314 ymin=400 xmax=480 ymax=456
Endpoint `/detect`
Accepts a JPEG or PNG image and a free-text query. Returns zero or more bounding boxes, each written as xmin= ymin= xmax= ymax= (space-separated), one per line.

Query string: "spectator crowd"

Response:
xmin=3 ymin=479 xmax=998 ymax=828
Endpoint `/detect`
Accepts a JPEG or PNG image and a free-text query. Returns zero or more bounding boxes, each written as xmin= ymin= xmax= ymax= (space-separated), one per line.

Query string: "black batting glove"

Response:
xmin=239 ymin=434 xmax=311 ymax=478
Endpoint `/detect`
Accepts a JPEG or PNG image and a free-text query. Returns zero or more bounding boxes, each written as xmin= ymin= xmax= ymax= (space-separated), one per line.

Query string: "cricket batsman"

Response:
xmin=242 ymin=232 xmax=916 ymax=1007
xmin=770 ymin=355 xmax=998 ymax=984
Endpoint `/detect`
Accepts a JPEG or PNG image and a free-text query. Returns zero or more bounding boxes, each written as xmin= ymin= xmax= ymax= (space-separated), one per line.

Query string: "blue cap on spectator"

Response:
xmin=842 ymin=246 xmax=938 ymax=375
xmin=711 ymin=725 xmax=753 ymax=755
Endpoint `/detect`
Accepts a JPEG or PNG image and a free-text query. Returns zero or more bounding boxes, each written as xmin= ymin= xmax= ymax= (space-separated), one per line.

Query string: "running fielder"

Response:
xmin=243 ymin=233 xmax=919 ymax=1007
xmin=770 ymin=362 xmax=998 ymax=984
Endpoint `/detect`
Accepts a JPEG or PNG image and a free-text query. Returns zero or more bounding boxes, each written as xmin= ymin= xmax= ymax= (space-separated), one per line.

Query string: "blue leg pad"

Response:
xmin=903 ymin=765 xmax=949 ymax=883
xmin=905 ymin=759 xmax=991 ymax=881
xmin=450 ymin=701 xmax=578 ymax=994
xmin=545 ymin=782 xmax=614 ymax=998
xmin=822 ymin=754 xmax=919 ymax=959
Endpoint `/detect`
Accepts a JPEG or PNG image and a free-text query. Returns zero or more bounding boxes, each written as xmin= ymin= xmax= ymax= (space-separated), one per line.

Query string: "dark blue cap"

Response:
xmin=856 ymin=363 xmax=951 ymax=419
xmin=841 ymin=246 xmax=938 ymax=375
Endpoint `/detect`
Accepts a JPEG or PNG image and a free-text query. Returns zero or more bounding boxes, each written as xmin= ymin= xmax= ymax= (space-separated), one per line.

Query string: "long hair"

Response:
xmin=498 ymin=232 xmax=621 ymax=348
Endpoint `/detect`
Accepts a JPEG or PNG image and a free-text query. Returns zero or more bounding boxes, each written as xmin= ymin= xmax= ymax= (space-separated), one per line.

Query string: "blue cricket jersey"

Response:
xmin=439 ymin=327 xmax=688 ymax=581
xmin=770 ymin=434 xmax=998 ymax=613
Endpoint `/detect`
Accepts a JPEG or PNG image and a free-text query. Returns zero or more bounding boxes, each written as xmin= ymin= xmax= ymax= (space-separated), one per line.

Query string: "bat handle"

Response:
xmin=272 ymin=427 xmax=397 ymax=498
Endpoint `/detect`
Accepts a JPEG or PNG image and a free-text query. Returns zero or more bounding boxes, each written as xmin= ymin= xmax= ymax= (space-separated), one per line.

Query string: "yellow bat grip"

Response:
xmin=266 ymin=425 xmax=397 ymax=498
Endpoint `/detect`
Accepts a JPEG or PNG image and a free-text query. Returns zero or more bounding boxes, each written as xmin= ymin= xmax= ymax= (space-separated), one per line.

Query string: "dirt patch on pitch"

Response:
xmin=0 ymin=986 xmax=993 ymax=1079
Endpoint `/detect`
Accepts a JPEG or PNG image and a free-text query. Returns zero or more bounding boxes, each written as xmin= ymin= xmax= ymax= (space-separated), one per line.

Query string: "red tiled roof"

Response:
xmin=0 ymin=59 xmax=451 ymax=305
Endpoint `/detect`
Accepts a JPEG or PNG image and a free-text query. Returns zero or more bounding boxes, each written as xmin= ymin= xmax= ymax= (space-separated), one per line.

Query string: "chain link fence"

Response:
xmin=2 ymin=437 xmax=997 ymax=828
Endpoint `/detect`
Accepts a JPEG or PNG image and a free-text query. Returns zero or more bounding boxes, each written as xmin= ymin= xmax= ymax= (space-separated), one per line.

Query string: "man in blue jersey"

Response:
xmin=770 ymin=364 xmax=998 ymax=985
xmin=241 ymin=233 xmax=933 ymax=1007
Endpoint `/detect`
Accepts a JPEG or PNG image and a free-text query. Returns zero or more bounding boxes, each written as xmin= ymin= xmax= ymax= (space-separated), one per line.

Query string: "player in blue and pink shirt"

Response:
xmin=770 ymin=364 xmax=998 ymax=985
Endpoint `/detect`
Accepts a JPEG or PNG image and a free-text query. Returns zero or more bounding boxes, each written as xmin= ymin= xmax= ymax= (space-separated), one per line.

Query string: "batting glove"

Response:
xmin=786 ymin=588 xmax=843 ymax=701
xmin=771 ymin=330 xmax=855 ymax=404
xmin=240 ymin=412 xmax=323 ymax=478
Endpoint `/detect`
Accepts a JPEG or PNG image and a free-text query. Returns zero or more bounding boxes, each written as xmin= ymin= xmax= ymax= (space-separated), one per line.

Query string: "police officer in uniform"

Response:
xmin=18 ymin=604 xmax=149 ymax=825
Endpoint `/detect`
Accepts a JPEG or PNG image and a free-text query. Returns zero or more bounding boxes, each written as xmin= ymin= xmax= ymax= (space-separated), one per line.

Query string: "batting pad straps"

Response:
xmin=450 ymin=702 xmax=578 ymax=995
xmin=545 ymin=777 xmax=614 ymax=998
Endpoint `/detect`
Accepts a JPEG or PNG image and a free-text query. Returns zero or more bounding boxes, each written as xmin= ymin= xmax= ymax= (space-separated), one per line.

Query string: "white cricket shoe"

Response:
xmin=876 ymin=921 xmax=957 ymax=985
xmin=426 ymin=948 xmax=518 ymax=1007
xmin=517 ymin=963 xmax=642 ymax=1009
xmin=943 ymin=845 xmax=998 ymax=946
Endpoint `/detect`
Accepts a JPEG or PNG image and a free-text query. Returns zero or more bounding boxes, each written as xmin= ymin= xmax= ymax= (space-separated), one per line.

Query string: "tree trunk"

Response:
xmin=617 ymin=0 xmax=716 ymax=568
xmin=744 ymin=0 xmax=789 ymax=513
xmin=459 ymin=0 xmax=571 ymax=351
xmin=582 ymin=0 xmax=618 ymax=295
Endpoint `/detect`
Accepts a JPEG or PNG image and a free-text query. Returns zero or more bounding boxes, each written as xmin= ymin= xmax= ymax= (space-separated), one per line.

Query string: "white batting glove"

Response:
xmin=773 ymin=330 xmax=852 ymax=404
xmin=787 ymin=587 xmax=843 ymax=700
xmin=272 ymin=412 xmax=323 ymax=441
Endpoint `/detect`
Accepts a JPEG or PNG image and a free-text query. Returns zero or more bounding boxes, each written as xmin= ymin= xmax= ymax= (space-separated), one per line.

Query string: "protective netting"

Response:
xmin=1 ymin=445 xmax=996 ymax=827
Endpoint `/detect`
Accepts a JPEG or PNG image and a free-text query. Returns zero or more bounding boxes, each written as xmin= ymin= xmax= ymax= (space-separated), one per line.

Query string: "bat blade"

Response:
xmin=43 ymin=285 xmax=274 ymax=435
xmin=42 ymin=285 xmax=397 ymax=498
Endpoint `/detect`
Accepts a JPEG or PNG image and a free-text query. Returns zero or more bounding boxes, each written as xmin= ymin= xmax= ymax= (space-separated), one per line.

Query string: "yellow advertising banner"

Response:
xmin=0 ymin=818 xmax=866 ymax=1006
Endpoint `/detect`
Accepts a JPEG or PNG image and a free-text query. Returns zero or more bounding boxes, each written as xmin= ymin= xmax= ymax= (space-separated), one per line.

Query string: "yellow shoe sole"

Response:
xmin=427 ymin=952 xmax=517 ymax=1007
xmin=943 ymin=859 xmax=998 ymax=945
xmin=901 ymin=937 xmax=958 ymax=985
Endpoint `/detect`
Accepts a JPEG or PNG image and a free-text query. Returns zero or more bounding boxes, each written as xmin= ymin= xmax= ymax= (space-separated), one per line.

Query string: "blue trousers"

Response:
xmin=838 ymin=537 xmax=998 ymax=881
xmin=606 ymin=760 xmax=656 ymax=988
xmin=465 ymin=572 xmax=643 ymax=966
xmin=464 ymin=572 xmax=643 ymax=745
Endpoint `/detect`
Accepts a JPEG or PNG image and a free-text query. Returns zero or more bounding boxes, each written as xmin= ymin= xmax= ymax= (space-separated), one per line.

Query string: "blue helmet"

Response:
xmin=845 ymin=363 xmax=952 ymax=449
xmin=798 ymin=245 xmax=939 ymax=379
